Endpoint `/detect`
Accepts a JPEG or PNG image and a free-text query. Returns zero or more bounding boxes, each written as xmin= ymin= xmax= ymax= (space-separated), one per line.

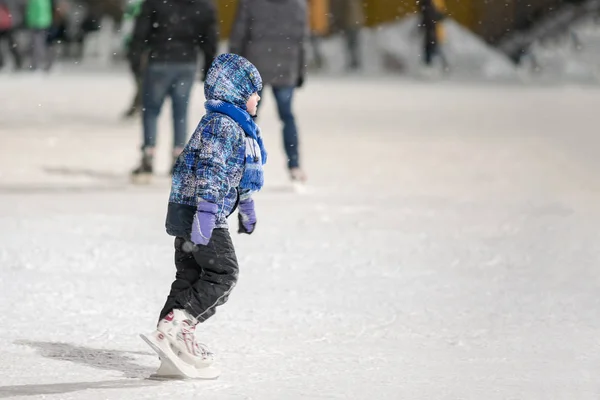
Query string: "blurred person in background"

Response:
xmin=308 ymin=0 xmax=329 ymax=70
xmin=26 ymin=0 xmax=52 ymax=70
xmin=44 ymin=0 xmax=69 ymax=71
xmin=330 ymin=0 xmax=364 ymax=71
xmin=128 ymin=0 xmax=218 ymax=184
xmin=419 ymin=0 xmax=449 ymax=72
xmin=121 ymin=0 xmax=144 ymax=119
xmin=0 ymin=0 xmax=23 ymax=70
xmin=230 ymin=0 xmax=308 ymax=187
xmin=71 ymin=7 xmax=102 ymax=61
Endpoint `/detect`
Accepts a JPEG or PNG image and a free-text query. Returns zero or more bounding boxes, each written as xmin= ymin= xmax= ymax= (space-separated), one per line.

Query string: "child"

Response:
xmin=144 ymin=53 xmax=266 ymax=373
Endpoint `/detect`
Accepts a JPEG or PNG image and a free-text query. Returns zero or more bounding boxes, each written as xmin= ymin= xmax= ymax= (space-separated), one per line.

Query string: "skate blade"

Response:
xmin=140 ymin=333 xmax=221 ymax=380
xmin=148 ymin=373 xmax=185 ymax=381
xmin=148 ymin=359 xmax=185 ymax=380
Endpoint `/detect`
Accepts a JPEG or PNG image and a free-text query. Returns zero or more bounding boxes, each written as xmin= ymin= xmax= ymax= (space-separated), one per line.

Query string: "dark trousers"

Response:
xmin=423 ymin=30 xmax=448 ymax=68
xmin=424 ymin=32 xmax=437 ymax=65
xmin=344 ymin=28 xmax=360 ymax=70
xmin=30 ymin=29 xmax=49 ymax=70
xmin=142 ymin=62 xmax=196 ymax=150
xmin=258 ymin=86 xmax=300 ymax=169
xmin=127 ymin=63 xmax=145 ymax=114
xmin=0 ymin=30 xmax=22 ymax=69
xmin=310 ymin=34 xmax=324 ymax=68
xmin=125 ymin=53 xmax=147 ymax=116
xmin=159 ymin=229 xmax=239 ymax=323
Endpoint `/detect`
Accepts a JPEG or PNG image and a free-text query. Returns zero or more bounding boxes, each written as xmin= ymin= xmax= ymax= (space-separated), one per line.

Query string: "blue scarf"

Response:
xmin=205 ymin=100 xmax=267 ymax=191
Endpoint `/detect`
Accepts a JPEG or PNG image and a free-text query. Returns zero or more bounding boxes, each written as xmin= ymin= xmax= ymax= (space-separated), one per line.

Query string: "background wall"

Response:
xmin=215 ymin=0 xmax=567 ymax=43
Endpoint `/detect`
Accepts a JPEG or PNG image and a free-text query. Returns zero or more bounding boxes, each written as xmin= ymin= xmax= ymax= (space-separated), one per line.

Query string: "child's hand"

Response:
xmin=191 ymin=202 xmax=218 ymax=245
xmin=238 ymin=199 xmax=257 ymax=234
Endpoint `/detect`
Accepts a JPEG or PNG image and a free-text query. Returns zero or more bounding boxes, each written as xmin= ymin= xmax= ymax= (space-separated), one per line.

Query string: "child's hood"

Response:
xmin=204 ymin=53 xmax=263 ymax=109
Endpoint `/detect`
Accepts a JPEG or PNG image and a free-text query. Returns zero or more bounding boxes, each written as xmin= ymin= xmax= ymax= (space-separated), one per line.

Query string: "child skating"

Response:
xmin=140 ymin=53 xmax=266 ymax=379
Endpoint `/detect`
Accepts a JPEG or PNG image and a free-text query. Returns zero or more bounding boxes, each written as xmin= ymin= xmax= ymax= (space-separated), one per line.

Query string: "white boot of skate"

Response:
xmin=140 ymin=309 xmax=220 ymax=379
xmin=290 ymin=168 xmax=307 ymax=194
xmin=156 ymin=309 xmax=215 ymax=368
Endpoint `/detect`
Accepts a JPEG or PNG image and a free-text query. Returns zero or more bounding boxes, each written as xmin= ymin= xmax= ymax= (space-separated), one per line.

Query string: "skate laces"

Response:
xmin=182 ymin=320 xmax=213 ymax=360
xmin=194 ymin=341 xmax=213 ymax=359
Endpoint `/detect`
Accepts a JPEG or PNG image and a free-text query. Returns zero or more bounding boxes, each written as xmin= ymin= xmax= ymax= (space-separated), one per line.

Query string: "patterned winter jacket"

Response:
xmin=166 ymin=54 xmax=263 ymax=238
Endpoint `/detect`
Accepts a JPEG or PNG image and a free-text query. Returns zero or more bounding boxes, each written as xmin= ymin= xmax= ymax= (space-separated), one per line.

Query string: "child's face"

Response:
xmin=246 ymin=93 xmax=260 ymax=116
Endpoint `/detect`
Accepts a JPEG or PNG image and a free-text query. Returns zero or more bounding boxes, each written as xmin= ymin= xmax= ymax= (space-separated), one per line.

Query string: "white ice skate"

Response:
xmin=290 ymin=168 xmax=307 ymax=194
xmin=140 ymin=309 xmax=220 ymax=380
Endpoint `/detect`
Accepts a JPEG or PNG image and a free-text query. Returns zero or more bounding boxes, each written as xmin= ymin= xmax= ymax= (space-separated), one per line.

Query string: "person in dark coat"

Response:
xmin=229 ymin=0 xmax=309 ymax=187
xmin=128 ymin=0 xmax=218 ymax=183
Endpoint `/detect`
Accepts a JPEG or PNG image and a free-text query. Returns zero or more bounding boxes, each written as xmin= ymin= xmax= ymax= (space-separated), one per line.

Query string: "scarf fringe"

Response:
xmin=240 ymin=158 xmax=264 ymax=191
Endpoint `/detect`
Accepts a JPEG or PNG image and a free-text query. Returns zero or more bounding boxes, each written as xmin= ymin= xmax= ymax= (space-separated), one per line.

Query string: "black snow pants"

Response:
xmin=159 ymin=229 xmax=239 ymax=323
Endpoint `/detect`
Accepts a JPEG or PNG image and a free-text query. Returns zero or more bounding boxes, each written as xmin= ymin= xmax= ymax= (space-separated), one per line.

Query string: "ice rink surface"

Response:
xmin=0 ymin=71 xmax=599 ymax=399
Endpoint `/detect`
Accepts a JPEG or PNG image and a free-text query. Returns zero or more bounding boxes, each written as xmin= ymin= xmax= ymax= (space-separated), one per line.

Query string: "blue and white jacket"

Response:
xmin=166 ymin=53 xmax=263 ymax=237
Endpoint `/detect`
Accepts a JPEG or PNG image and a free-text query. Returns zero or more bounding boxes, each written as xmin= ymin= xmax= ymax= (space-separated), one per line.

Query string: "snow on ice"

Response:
xmin=0 ymin=71 xmax=599 ymax=399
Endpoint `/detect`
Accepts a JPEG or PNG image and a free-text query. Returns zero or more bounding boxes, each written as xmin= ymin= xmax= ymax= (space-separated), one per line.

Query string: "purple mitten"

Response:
xmin=191 ymin=202 xmax=218 ymax=245
xmin=238 ymin=199 xmax=256 ymax=234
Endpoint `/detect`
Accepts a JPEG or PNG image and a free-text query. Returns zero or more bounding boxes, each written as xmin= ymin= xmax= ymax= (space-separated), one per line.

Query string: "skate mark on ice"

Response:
xmin=0 ymin=379 xmax=161 ymax=399
xmin=0 ymin=181 xmax=171 ymax=194
xmin=42 ymin=166 xmax=126 ymax=181
xmin=303 ymin=312 xmax=399 ymax=345
xmin=0 ymin=167 xmax=174 ymax=194
xmin=41 ymin=166 xmax=172 ymax=185
xmin=0 ymin=184 xmax=131 ymax=194
xmin=15 ymin=340 xmax=155 ymax=379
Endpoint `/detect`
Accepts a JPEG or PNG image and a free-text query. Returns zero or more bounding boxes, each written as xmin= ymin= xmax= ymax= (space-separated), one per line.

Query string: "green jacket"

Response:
xmin=26 ymin=0 xmax=52 ymax=29
xmin=123 ymin=0 xmax=143 ymax=49
xmin=124 ymin=0 xmax=143 ymax=20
